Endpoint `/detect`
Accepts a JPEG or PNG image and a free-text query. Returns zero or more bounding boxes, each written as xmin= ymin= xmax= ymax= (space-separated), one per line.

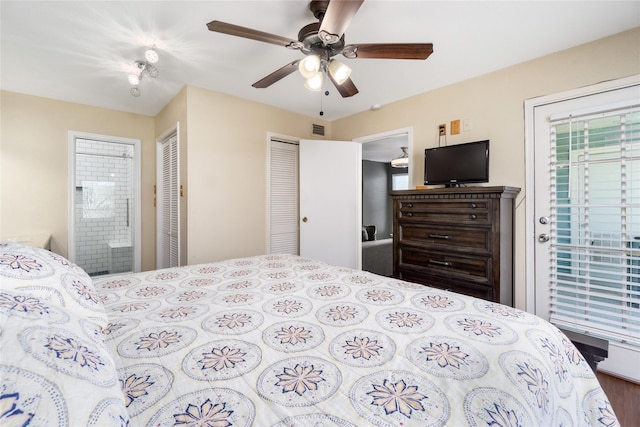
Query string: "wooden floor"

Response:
xmin=596 ymin=371 xmax=640 ymax=427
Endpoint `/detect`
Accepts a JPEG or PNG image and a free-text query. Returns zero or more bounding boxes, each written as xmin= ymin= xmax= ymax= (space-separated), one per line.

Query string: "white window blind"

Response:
xmin=269 ymin=139 xmax=299 ymax=254
xmin=548 ymin=105 xmax=640 ymax=347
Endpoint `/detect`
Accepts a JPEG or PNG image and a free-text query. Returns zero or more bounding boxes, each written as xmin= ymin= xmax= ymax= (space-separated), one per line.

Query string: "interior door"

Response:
xmin=157 ymin=132 xmax=180 ymax=269
xmin=268 ymin=138 xmax=299 ymax=255
xmin=532 ymin=81 xmax=640 ymax=381
xmin=299 ymin=139 xmax=361 ymax=269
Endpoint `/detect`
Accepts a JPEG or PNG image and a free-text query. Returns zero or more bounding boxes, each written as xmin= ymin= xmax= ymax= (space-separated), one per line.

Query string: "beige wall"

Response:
xmin=2 ymin=28 xmax=637 ymax=303
xmin=183 ymin=85 xmax=328 ymax=264
xmin=0 ymin=91 xmax=157 ymax=269
xmin=0 ymin=86 xmax=329 ymax=270
xmin=332 ymin=27 xmax=640 ymax=309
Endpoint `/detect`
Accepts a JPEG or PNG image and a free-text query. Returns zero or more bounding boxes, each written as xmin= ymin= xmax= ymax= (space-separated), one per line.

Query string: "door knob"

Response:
xmin=538 ymin=234 xmax=550 ymax=243
xmin=302 ymin=217 xmax=308 ymax=223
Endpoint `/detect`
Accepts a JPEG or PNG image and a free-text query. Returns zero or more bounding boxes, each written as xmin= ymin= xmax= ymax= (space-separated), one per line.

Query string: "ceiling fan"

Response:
xmin=206 ymin=0 xmax=433 ymax=97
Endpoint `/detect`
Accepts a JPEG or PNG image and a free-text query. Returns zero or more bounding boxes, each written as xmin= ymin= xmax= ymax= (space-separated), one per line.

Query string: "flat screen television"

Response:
xmin=424 ymin=140 xmax=489 ymax=187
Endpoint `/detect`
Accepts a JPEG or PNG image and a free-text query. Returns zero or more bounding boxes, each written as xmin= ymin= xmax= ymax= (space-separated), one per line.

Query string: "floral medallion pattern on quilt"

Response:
xmin=0 ymin=242 xmax=108 ymax=326
xmin=87 ymin=253 xmax=619 ymax=426
xmin=1 ymin=243 xmax=618 ymax=426
xmin=0 ymin=242 xmax=129 ymax=426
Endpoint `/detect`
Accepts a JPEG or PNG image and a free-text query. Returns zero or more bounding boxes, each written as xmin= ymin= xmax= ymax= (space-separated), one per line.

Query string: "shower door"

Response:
xmin=68 ymin=132 xmax=141 ymax=276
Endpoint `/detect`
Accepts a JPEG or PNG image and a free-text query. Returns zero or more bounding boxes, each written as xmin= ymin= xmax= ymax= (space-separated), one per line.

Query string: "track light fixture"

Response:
xmin=144 ymin=47 xmax=159 ymax=64
xmin=127 ymin=47 xmax=160 ymax=97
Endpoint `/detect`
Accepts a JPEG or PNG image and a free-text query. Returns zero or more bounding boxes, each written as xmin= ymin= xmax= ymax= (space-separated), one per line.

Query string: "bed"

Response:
xmin=0 ymin=241 xmax=620 ymax=426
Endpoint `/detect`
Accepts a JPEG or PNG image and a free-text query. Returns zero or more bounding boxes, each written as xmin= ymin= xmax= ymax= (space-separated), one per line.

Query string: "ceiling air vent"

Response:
xmin=312 ymin=123 xmax=325 ymax=137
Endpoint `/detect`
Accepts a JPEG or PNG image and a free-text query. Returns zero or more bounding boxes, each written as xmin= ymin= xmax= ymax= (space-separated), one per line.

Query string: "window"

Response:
xmin=548 ymin=105 xmax=640 ymax=347
xmin=392 ymin=173 xmax=409 ymax=190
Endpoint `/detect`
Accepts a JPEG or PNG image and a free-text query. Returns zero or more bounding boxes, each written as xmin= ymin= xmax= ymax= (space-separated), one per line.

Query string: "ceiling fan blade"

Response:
xmin=328 ymin=73 xmax=359 ymax=98
xmin=252 ymin=60 xmax=301 ymax=88
xmin=318 ymin=0 xmax=364 ymax=44
xmin=345 ymin=43 xmax=433 ymax=60
xmin=207 ymin=20 xmax=300 ymax=49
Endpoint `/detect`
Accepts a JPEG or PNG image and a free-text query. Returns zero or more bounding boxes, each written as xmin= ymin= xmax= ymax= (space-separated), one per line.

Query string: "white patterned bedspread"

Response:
xmin=91 ymin=254 xmax=618 ymax=427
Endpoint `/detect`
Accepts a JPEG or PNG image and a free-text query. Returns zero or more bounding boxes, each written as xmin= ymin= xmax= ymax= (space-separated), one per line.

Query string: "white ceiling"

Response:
xmin=1 ymin=1 xmax=638 ymax=122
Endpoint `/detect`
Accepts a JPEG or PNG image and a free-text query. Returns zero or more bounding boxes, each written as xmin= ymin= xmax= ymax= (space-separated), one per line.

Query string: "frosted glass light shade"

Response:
xmin=304 ymin=72 xmax=323 ymax=91
xmin=328 ymin=60 xmax=351 ymax=85
xmin=128 ymin=74 xmax=140 ymax=85
xmin=298 ymin=55 xmax=320 ymax=79
xmin=144 ymin=48 xmax=159 ymax=64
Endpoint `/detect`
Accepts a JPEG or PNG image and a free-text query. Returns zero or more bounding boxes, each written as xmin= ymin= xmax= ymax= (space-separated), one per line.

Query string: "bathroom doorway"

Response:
xmin=68 ymin=131 xmax=141 ymax=276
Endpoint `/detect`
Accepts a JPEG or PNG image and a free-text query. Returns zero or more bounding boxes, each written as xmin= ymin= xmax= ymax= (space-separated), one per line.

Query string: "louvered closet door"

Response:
xmin=159 ymin=134 xmax=180 ymax=268
xmin=269 ymin=139 xmax=299 ymax=254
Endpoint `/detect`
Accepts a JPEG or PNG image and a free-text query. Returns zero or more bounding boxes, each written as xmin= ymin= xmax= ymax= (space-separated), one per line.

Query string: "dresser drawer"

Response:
xmin=398 ymin=245 xmax=492 ymax=286
xmin=398 ymin=223 xmax=491 ymax=254
xmin=397 ymin=269 xmax=494 ymax=300
xmin=397 ymin=199 xmax=491 ymax=225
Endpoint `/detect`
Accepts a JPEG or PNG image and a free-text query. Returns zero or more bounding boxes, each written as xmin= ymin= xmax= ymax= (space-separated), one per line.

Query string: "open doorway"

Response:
xmin=356 ymin=128 xmax=412 ymax=276
xmin=68 ymin=131 xmax=141 ymax=275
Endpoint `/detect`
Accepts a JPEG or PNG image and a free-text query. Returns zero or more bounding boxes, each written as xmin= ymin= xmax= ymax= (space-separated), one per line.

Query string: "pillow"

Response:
xmin=0 ymin=241 xmax=108 ymax=327
xmin=0 ymin=287 xmax=130 ymax=425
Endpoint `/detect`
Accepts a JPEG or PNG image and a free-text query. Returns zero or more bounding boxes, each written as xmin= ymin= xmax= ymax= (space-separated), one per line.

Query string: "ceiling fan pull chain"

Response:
xmin=319 ymin=75 xmax=332 ymax=116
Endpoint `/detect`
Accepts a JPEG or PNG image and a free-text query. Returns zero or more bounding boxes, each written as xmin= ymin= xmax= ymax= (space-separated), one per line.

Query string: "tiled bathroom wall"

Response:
xmin=75 ymin=139 xmax=134 ymax=276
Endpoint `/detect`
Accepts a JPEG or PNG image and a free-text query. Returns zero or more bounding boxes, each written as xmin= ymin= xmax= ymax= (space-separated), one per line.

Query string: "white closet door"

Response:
xmin=158 ymin=133 xmax=180 ymax=268
xmin=268 ymin=139 xmax=299 ymax=254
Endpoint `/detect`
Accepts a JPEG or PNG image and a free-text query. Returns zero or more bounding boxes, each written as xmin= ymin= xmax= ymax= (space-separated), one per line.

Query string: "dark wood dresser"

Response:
xmin=391 ymin=186 xmax=520 ymax=306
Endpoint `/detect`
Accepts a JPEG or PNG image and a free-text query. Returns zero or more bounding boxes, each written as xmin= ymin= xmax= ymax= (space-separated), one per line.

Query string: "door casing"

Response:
xmin=524 ymin=74 xmax=640 ymax=381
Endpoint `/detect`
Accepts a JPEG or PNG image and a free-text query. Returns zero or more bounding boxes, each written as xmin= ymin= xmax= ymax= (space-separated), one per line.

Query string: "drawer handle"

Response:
xmin=429 ymin=259 xmax=452 ymax=267
xmin=406 ymin=212 xmax=413 ymax=217
xmin=470 ymin=203 xmax=477 ymax=209
xmin=470 ymin=214 xmax=477 ymax=220
xmin=406 ymin=203 xmax=413 ymax=208
xmin=428 ymin=234 xmax=450 ymax=240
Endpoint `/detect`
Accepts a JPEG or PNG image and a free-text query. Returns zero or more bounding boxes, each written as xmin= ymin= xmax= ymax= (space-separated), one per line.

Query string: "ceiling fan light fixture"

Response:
xmin=391 ymin=146 xmax=409 ymax=168
xmin=298 ymin=55 xmax=321 ymax=79
xmin=328 ymin=59 xmax=351 ymax=85
xmin=304 ymin=72 xmax=324 ymax=91
xmin=206 ymin=1 xmax=434 ymax=100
